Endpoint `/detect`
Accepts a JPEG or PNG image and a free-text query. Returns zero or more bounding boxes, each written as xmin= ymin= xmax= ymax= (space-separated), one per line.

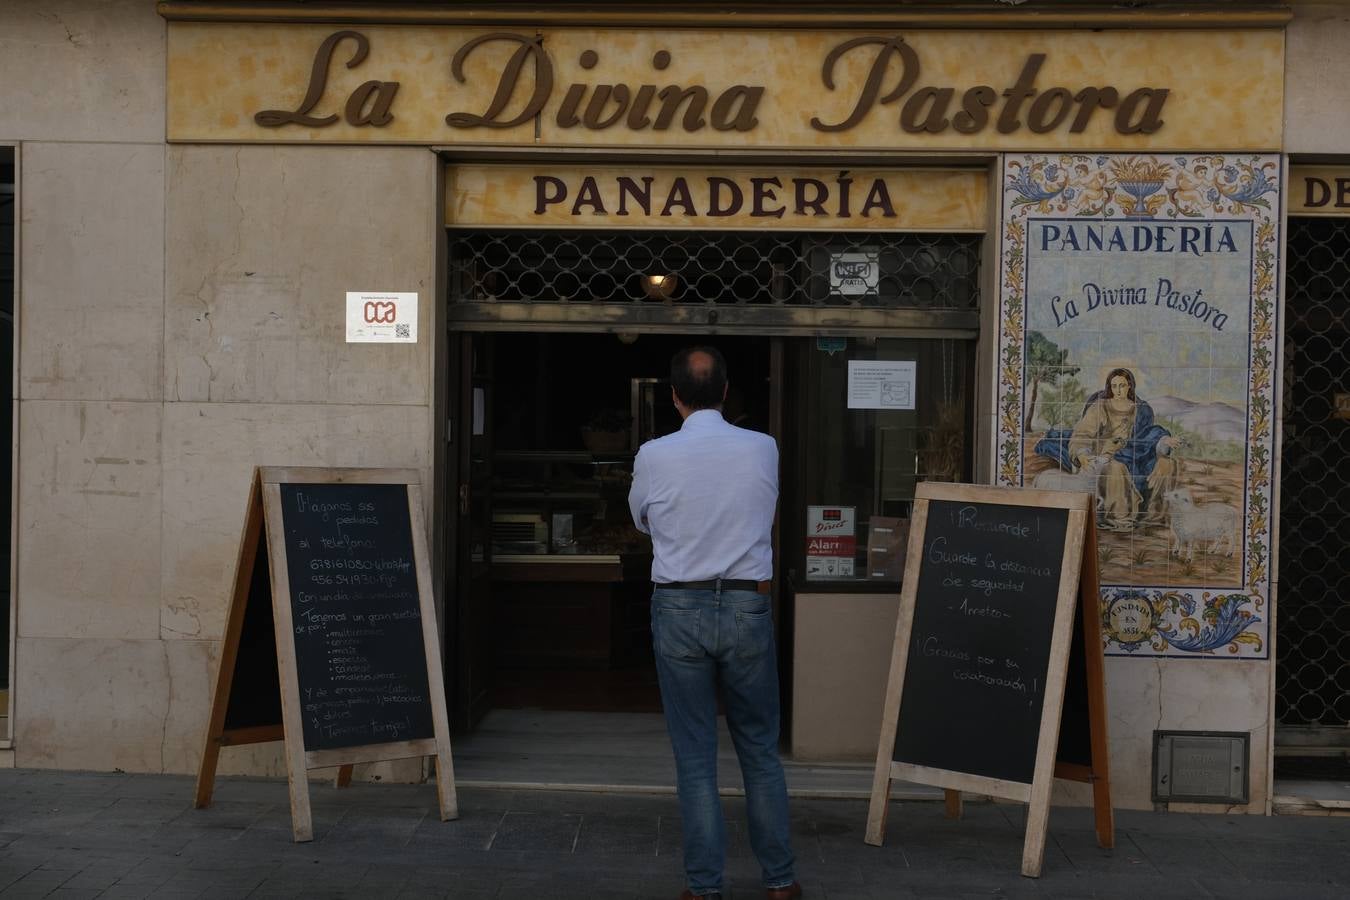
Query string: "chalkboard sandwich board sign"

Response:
xmin=864 ymin=482 xmax=1112 ymax=877
xmin=194 ymin=467 xmax=457 ymax=842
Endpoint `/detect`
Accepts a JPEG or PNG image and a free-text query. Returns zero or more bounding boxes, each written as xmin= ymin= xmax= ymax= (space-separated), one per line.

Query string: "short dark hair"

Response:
xmin=670 ymin=346 xmax=727 ymax=410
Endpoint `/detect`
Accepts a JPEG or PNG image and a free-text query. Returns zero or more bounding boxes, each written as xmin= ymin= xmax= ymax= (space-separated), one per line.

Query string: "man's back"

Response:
xmin=628 ymin=409 xmax=778 ymax=584
xmin=635 ymin=347 xmax=800 ymax=899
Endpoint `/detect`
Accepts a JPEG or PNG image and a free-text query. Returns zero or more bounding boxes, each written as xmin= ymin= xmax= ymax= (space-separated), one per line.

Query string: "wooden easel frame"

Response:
xmin=194 ymin=467 xmax=458 ymax=841
xmin=864 ymin=482 xmax=1112 ymax=877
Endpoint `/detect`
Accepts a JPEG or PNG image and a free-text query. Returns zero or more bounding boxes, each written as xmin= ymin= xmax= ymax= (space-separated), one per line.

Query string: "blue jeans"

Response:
xmin=651 ymin=587 xmax=796 ymax=896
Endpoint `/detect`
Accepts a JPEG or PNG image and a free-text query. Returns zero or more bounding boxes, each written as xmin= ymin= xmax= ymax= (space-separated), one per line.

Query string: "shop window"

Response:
xmin=788 ymin=336 xmax=976 ymax=587
xmin=448 ymin=229 xmax=980 ymax=308
xmin=1 ymin=146 xmax=13 ymax=732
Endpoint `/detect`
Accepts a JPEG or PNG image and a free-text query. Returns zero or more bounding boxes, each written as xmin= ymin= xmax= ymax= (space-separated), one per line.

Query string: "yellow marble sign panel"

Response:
xmin=168 ymin=23 xmax=1284 ymax=151
xmin=446 ymin=165 xmax=988 ymax=231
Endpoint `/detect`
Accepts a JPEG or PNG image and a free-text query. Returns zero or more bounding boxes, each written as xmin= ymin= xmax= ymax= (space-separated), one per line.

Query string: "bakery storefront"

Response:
xmin=440 ymin=163 xmax=984 ymax=743
xmin=149 ymin=6 xmax=1297 ymax=807
xmin=3 ymin=2 xmax=1304 ymax=814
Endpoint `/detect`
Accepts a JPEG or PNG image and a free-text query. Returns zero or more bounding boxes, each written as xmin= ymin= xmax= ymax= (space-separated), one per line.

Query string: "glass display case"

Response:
xmin=489 ymin=450 xmax=653 ymax=669
xmin=491 ymin=450 xmax=650 ymax=559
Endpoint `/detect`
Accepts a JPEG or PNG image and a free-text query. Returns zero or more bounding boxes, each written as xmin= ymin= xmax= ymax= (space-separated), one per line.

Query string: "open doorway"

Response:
xmin=452 ymin=332 xmax=774 ymax=721
xmin=441 ymin=223 xmax=982 ymax=775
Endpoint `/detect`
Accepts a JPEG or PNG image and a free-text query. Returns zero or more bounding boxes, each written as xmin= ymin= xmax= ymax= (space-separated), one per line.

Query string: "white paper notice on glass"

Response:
xmin=847 ymin=360 xmax=916 ymax=410
xmin=346 ymin=292 xmax=418 ymax=343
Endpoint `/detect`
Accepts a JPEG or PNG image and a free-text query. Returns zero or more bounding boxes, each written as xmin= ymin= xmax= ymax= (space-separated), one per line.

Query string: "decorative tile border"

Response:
xmin=996 ymin=153 xmax=1279 ymax=658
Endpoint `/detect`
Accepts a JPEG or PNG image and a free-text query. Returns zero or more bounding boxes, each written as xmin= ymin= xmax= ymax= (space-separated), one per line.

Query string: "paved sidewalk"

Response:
xmin=1 ymin=769 xmax=1348 ymax=899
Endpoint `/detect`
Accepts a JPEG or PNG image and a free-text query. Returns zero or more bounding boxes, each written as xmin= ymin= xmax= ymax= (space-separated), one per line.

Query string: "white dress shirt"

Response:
xmin=628 ymin=408 xmax=778 ymax=584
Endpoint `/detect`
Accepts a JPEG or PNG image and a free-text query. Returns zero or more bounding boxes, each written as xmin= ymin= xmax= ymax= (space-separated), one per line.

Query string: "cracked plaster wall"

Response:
xmin=4 ymin=3 xmax=437 ymax=783
xmin=1285 ymin=3 xmax=1350 ymax=153
xmin=5 ymin=1 xmax=175 ymax=773
xmin=1046 ymin=658 xmax=1272 ymax=812
xmin=0 ymin=1 xmax=164 ymax=143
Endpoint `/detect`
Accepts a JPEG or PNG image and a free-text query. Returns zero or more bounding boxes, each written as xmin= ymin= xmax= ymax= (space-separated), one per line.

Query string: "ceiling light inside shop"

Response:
xmin=641 ymin=273 xmax=678 ymax=301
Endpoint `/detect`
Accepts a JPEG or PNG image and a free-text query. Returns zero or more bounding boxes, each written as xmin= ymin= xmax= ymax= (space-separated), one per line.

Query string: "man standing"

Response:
xmin=629 ymin=346 xmax=801 ymax=900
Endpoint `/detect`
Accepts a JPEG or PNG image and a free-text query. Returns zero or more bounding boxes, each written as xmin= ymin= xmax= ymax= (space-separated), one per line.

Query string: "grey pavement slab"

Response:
xmin=2 ymin=769 xmax=1350 ymax=898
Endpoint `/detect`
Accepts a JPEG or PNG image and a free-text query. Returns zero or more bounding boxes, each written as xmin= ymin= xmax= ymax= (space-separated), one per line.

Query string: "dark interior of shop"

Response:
xmin=481 ymin=333 xmax=772 ymax=713
xmin=452 ymin=326 xmax=976 ymax=721
xmin=444 ymin=228 xmax=979 ymax=724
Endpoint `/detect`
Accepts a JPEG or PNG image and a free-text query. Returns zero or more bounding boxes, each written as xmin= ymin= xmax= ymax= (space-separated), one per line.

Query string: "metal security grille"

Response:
xmin=447 ymin=230 xmax=980 ymax=309
xmin=1277 ymin=217 xmax=1350 ymax=740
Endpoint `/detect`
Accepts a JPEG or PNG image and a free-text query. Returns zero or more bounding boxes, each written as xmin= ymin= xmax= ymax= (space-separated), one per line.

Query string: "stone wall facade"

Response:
xmin=1 ymin=1 xmax=1347 ymax=812
xmin=1 ymin=2 xmax=436 ymax=778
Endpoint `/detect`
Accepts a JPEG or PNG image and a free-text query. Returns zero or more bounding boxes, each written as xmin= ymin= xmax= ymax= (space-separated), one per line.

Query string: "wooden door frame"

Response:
xmin=445 ymin=332 xmax=498 ymax=731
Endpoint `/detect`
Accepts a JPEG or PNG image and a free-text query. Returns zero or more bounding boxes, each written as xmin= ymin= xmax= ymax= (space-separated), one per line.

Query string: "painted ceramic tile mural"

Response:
xmin=997 ymin=154 xmax=1279 ymax=658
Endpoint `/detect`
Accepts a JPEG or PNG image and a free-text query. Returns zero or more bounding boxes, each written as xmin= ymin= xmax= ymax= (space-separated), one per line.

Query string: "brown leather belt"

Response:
xmin=657 ymin=579 xmax=771 ymax=594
